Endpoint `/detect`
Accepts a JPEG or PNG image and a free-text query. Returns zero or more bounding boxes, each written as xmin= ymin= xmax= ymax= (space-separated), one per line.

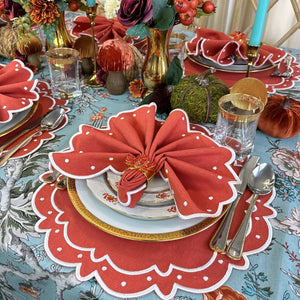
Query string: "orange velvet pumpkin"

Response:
xmin=258 ymin=95 xmax=300 ymax=138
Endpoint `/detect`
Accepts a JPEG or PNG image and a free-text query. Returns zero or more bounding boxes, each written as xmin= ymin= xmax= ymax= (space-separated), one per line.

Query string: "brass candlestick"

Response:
xmin=246 ymin=42 xmax=261 ymax=77
xmin=84 ymin=5 xmax=101 ymax=87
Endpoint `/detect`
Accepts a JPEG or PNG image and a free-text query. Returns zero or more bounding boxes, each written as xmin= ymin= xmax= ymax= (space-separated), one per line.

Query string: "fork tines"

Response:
xmin=92 ymin=117 xmax=104 ymax=129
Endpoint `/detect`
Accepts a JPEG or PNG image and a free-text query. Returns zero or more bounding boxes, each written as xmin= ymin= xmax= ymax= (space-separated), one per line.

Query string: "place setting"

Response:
xmin=184 ymin=28 xmax=300 ymax=93
xmin=32 ymin=102 xmax=276 ymax=299
xmin=0 ymin=60 xmax=70 ymax=164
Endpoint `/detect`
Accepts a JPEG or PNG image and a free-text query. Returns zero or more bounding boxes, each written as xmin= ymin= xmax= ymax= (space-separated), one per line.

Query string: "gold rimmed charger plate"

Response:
xmin=187 ymin=54 xmax=276 ymax=73
xmin=0 ymin=101 xmax=39 ymax=137
xmin=68 ymin=178 xmax=229 ymax=242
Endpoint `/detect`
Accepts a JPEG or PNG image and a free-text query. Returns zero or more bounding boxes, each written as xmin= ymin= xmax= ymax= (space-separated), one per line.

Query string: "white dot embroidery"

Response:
xmin=121 ymin=281 xmax=126 ymax=287
xmin=55 ymin=229 xmax=59 ymax=233
xmin=257 ymin=199 xmax=261 ymax=203
xmin=165 ymin=169 xmax=168 ymax=174
xmin=79 ymin=151 xmax=84 ymax=153
xmin=207 ymin=209 xmax=212 ymax=212
xmin=40 ymin=197 xmax=45 ymax=201
xmin=192 ymin=126 xmax=196 ymax=129
xmin=86 ymin=131 xmax=90 ymax=135
xmin=255 ymin=217 xmax=260 ymax=221
xmin=91 ymin=166 xmax=95 ymax=170
xmin=256 ymin=235 xmax=261 ymax=239
xmin=21 ymin=101 xmax=26 ymax=105
xmin=3 ymin=106 xmax=6 ymax=109
xmin=109 ymin=157 xmax=114 ymax=161
xmin=183 ymin=201 xmax=188 ymax=206
xmin=24 ymin=87 xmax=28 ymax=90
xmin=212 ymin=166 xmax=217 ymax=170
xmin=147 ymin=276 xmax=152 ymax=281
xmin=177 ymin=275 xmax=182 ymax=280
xmin=217 ymin=175 xmax=223 ymax=180
xmin=203 ymin=276 xmax=209 ymax=281
xmin=15 ymin=68 xmax=19 ymax=71
xmin=196 ymin=136 xmax=200 ymax=140
xmin=77 ymin=254 xmax=83 ymax=258
xmin=208 ymin=196 xmax=213 ymax=200
xmin=218 ymin=259 xmax=224 ymax=264
xmin=23 ymin=148 xmax=28 ymax=152
xmin=102 ymin=266 xmax=107 ymax=271
xmin=182 ymin=134 xmax=186 ymax=137
xmin=57 ymin=247 xmax=62 ymax=252
xmin=133 ymin=113 xmax=136 ymax=117
xmin=109 ymin=132 xmax=113 ymax=136
xmin=33 ymin=139 xmax=38 ymax=142
xmin=48 ymin=211 xmax=53 ymax=215
xmin=65 ymin=159 xmax=69 ymax=163
xmin=120 ymin=117 xmax=125 ymax=120
xmin=147 ymin=110 xmax=150 ymax=114
xmin=182 ymin=117 xmax=185 ymax=121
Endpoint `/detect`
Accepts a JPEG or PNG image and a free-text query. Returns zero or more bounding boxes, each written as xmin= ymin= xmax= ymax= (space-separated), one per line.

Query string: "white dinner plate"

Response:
xmin=0 ymin=101 xmax=38 ymax=137
xmin=87 ymin=174 xmax=177 ymax=220
xmin=188 ymin=54 xmax=275 ymax=73
xmin=67 ymin=178 xmax=227 ymax=241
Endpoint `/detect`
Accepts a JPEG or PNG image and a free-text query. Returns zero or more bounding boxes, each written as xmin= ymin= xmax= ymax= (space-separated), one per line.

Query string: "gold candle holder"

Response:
xmin=84 ymin=4 xmax=101 ymax=87
xmin=246 ymin=42 xmax=261 ymax=77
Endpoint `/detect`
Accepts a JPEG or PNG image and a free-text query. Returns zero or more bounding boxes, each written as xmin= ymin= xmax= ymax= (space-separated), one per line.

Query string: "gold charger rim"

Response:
xmin=67 ymin=178 xmax=229 ymax=242
xmin=187 ymin=54 xmax=276 ymax=73
xmin=0 ymin=101 xmax=39 ymax=137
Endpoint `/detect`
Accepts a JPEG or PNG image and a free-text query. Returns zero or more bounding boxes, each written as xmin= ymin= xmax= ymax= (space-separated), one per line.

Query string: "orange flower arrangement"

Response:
xmin=28 ymin=0 xmax=60 ymax=25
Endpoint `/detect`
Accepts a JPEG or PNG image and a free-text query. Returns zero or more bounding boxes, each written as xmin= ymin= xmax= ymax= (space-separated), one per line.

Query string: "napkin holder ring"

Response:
xmin=126 ymin=154 xmax=156 ymax=187
xmin=246 ymin=42 xmax=261 ymax=77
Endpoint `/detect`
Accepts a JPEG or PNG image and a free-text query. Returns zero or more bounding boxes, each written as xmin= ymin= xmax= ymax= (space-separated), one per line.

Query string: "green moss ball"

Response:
xmin=170 ymin=74 xmax=229 ymax=124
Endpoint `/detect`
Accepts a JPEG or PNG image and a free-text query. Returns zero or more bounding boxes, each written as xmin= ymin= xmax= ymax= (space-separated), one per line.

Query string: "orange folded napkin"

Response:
xmin=0 ymin=59 xmax=38 ymax=123
xmin=186 ymin=28 xmax=286 ymax=67
xmin=49 ymin=104 xmax=239 ymax=219
xmin=71 ymin=15 xmax=129 ymax=44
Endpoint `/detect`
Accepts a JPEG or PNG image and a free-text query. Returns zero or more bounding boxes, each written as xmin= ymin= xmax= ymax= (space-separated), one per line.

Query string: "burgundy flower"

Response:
xmin=117 ymin=0 xmax=153 ymax=27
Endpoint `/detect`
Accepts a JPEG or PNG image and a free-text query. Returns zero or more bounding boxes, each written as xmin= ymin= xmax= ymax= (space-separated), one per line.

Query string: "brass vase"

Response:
xmin=46 ymin=11 xmax=74 ymax=49
xmin=142 ymin=27 xmax=172 ymax=94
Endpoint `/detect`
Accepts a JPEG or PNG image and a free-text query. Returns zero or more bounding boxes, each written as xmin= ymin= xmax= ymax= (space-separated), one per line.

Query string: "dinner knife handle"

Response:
xmin=226 ymin=193 xmax=258 ymax=260
xmin=0 ymin=128 xmax=32 ymax=152
xmin=209 ymin=194 xmax=241 ymax=252
xmin=0 ymin=128 xmax=41 ymax=167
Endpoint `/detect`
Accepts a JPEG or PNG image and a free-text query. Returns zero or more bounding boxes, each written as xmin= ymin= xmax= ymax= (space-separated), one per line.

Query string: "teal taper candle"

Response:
xmin=249 ymin=0 xmax=270 ymax=46
xmin=86 ymin=0 xmax=96 ymax=6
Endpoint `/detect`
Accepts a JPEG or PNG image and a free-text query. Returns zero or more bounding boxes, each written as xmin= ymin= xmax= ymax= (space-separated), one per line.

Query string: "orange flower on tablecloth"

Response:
xmin=129 ymin=79 xmax=144 ymax=98
xmin=28 ymin=0 xmax=60 ymax=25
xmin=204 ymin=286 xmax=247 ymax=299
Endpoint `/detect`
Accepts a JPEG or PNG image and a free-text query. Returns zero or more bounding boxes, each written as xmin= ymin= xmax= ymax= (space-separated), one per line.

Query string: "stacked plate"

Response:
xmin=67 ymin=170 xmax=228 ymax=241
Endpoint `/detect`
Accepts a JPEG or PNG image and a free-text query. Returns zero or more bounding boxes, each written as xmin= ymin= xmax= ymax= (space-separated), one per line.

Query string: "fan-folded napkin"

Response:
xmin=186 ymin=28 xmax=286 ymax=67
xmin=50 ymin=104 xmax=239 ymax=219
xmin=0 ymin=59 xmax=38 ymax=123
xmin=71 ymin=15 xmax=128 ymax=44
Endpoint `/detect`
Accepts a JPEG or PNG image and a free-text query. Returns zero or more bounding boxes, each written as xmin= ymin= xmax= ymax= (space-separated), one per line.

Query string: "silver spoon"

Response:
xmin=226 ymin=163 xmax=275 ymax=260
xmin=0 ymin=107 xmax=66 ymax=167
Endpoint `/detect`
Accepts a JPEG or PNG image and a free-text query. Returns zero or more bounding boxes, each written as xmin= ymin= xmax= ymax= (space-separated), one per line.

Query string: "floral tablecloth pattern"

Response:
xmin=0 ymin=46 xmax=299 ymax=300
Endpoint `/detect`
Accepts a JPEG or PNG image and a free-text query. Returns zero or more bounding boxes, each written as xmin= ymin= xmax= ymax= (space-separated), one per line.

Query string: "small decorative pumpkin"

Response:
xmin=170 ymin=69 xmax=229 ymax=123
xmin=258 ymin=94 xmax=300 ymax=138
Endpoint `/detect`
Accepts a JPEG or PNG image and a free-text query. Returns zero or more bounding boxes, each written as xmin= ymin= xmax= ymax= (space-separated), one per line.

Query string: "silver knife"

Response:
xmin=0 ymin=108 xmax=61 ymax=153
xmin=209 ymin=155 xmax=260 ymax=252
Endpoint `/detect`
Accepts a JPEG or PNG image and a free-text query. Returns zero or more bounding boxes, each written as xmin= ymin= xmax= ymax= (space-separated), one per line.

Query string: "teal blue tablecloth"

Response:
xmin=0 ymin=45 xmax=299 ymax=300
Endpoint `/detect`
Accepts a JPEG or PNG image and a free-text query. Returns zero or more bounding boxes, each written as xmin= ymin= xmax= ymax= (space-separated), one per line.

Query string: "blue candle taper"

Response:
xmin=86 ymin=0 xmax=96 ymax=6
xmin=249 ymin=0 xmax=270 ymax=46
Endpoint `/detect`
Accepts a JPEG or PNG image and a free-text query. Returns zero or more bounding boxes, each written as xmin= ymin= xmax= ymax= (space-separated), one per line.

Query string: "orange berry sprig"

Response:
xmin=174 ymin=0 xmax=216 ymax=26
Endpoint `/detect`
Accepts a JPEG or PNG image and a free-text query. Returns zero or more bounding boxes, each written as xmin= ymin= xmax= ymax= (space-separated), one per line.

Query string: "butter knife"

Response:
xmin=209 ymin=155 xmax=260 ymax=252
xmin=0 ymin=108 xmax=60 ymax=153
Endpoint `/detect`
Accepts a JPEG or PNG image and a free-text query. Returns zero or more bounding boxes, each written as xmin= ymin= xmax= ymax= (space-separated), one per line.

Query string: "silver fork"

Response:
xmin=53 ymin=116 xmax=105 ymax=190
